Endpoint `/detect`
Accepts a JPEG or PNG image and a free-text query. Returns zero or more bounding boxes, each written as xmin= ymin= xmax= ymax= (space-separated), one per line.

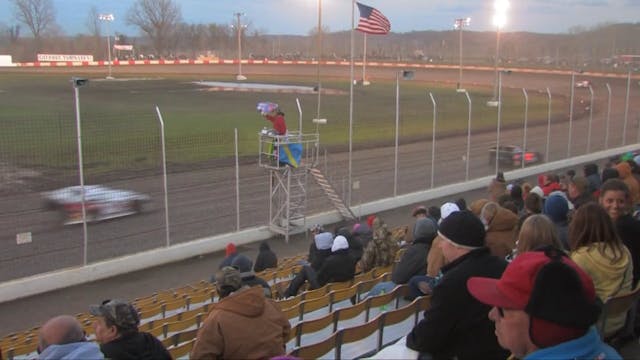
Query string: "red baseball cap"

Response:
xmin=467 ymin=248 xmax=601 ymax=347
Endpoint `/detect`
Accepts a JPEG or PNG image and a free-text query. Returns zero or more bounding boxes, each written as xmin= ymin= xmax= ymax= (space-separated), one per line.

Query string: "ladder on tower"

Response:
xmin=309 ymin=167 xmax=356 ymax=221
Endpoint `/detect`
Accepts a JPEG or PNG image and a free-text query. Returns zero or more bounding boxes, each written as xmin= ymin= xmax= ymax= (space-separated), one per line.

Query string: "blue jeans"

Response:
xmin=407 ymin=275 xmax=437 ymax=300
xmin=367 ymin=281 xmax=397 ymax=298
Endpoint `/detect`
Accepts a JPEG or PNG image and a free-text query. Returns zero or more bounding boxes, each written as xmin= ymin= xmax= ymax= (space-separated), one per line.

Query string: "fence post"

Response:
xmin=568 ymin=72 xmax=575 ymax=157
xmin=495 ymin=72 xmax=503 ymax=175
xmin=394 ymin=71 xmax=400 ymax=197
xmin=463 ymin=91 xmax=472 ymax=181
xmin=296 ymin=98 xmax=302 ymax=133
xmin=605 ymin=84 xmax=611 ymax=149
xmin=545 ymin=88 xmax=551 ymax=163
xmin=73 ymin=82 xmax=88 ymax=265
xmin=234 ymin=128 xmax=240 ymax=232
xmin=429 ymin=92 xmax=437 ymax=189
xmin=155 ymin=106 xmax=171 ymax=247
xmin=522 ymin=88 xmax=528 ymax=169
xmin=587 ymin=85 xmax=594 ymax=153
xmin=623 ymin=69 xmax=631 ymax=145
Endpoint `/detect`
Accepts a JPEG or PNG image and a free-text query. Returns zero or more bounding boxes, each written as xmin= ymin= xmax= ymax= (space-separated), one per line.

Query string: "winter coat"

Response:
xmin=336 ymin=227 xmax=364 ymax=263
xmin=38 ymin=342 xmax=103 ymax=360
xmin=99 ymin=331 xmax=171 ymax=360
xmin=616 ymin=214 xmax=640 ymax=285
xmin=523 ymin=327 xmax=621 ymax=360
xmin=616 ymin=162 xmax=640 ymax=204
xmin=308 ymin=232 xmax=333 ymax=271
xmin=316 ymin=249 xmax=356 ymax=287
xmin=360 ymin=221 xmax=399 ymax=273
xmin=426 ymin=237 xmax=446 ymax=277
xmin=571 ymin=244 xmax=633 ymax=337
xmin=570 ymin=192 xmax=595 ymax=209
xmin=392 ymin=233 xmax=433 ymax=285
xmin=265 ymin=113 xmax=287 ymax=135
xmin=406 ymin=247 xmax=508 ymax=360
xmin=190 ymin=286 xmax=291 ymax=360
xmin=470 ymin=199 xmax=519 ymax=259
xmin=218 ymin=253 xmax=238 ymax=270
xmin=254 ymin=242 xmax=278 ymax=273
xmin=352 ymin=223 xmax=374 ymax=250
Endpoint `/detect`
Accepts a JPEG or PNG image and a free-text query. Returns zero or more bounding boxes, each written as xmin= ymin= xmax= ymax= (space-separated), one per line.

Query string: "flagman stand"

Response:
xmin=259 ymin=130 xmax=355 ymax=242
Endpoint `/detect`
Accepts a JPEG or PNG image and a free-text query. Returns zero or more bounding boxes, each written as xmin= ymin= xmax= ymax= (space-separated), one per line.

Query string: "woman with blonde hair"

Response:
xmin=509 ymin=214 xmax=563 ymax=261
xmin=569 ymin=202 xmax=633 ymax=338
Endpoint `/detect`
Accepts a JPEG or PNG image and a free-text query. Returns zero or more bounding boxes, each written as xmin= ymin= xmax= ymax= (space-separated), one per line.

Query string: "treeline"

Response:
xmin=0 ymin=0 xmax=638 ymax=69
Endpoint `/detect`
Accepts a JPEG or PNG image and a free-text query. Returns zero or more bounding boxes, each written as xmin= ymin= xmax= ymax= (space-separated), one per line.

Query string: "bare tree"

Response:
xmin=85 ymin=6 xmax=101 ymax=38
xmin=126 ymin=0 xmax=182 ymax=57
xmin=10 ymin=0 xmax=56 ymax=39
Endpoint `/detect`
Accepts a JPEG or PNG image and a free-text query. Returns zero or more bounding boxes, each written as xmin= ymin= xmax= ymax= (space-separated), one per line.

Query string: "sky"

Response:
xmin=0 ymin=0 xmax=638 ymax=36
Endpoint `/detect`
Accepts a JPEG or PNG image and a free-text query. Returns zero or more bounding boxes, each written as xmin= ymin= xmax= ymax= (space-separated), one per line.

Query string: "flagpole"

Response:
xmin=362 ymin=33 xmax=368 ymax=85
xmin=348 ymin=0 xmax=355 ymax=207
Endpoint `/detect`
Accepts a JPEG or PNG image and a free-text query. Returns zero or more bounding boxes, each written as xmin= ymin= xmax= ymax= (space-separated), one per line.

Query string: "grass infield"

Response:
xmin=0 ymin=72 xmax=562 ymax=176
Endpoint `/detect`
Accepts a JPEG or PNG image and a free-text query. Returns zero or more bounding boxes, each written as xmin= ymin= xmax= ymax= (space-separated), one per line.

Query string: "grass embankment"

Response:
xmin=0 ymin=72 xmax=560 ymax=176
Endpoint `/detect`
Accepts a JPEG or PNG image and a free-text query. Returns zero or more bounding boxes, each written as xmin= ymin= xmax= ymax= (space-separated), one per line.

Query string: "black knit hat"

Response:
xmin=438 ymin=210 xmax=485 ymax=249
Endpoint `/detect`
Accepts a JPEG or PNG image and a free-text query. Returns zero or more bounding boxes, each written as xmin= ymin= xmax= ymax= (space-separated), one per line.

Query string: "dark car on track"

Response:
xmin=489 ymin=145 xmax=542 ymax=167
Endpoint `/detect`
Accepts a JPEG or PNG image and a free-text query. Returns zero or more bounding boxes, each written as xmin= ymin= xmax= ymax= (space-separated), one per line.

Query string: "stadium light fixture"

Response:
xmin=98 ymin=13 xmax=114 ymax=79
xmin=454 ymin=17 xmax=471 ymax=92
xmin=490 ymin=0 xmax=509 ymax=103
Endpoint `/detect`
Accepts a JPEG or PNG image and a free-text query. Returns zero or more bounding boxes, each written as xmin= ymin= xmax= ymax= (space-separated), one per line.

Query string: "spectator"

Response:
xmin=518 ymin=192 xmax=543 ymax=231
xmin=263 ymin=107 xmax=287 ymax=136
xmin=405 ymin=211 xmax=508 ymax=360
xmin=405 ymin=205 xmax=428 ymax=244
xmin=529 ymin=185 xmax=544 ymax=198
xmin=600 ymin=179 xmax=640 ymax=286
xmin=488 ymin=174 xmax=507 ymax=203
xmin=569 ymin=202 xmax=633 ymax=338
xmin=509 ymin=184 xmax=524 ymax=213
xmin=427 ymin=206 xmax=441 ymax=223
xmin=426 ymin=202 xmax=460 ymax=277
xmin=438 ymin=202 xmax=460 ymax=225
xmin=191 ymin=266 xmax=290 ymax=359
xmin=543 ymin=194 xmax=570 ymax=250
xmin=508 ymin=214 xmax=563 ymax=261
xmin=283 ymin=236 xmax=356 ymax=298
xmin=368 ymin=217 xmax=438 ymax=298
xmin=37 ymin=315 xmax=103 ymax=360
xmin=360 ymin=217 xmax=399 ymax=273
xmin=352 ymin=220 xmax=373 ymax=250
xmin=254 ymin=240 xmax=278 ymax=273
xmin=470 ymin=200 xmax=519 ymax=259
xmin=90 ymin=299 xmax=170 ymax=360
xmin=307 ymin=224 xmax=333 ymax=271
xmin=455 ymin=197 xmax=467 ymax=211
xmin=335 ymin=224 xmax=363 ymax=263
xmin=521 ymin=182 xmax=532 ymax=199
xmin=568 ymin=175 xmax=595 ymax=209
xmin=232 ymin=254 xmax=272 ymax=297
xmin=615 ymin=162 xmax=640 ymax=204
xmin=584 ymin=163 xmax=602 ymax=195
xmin=602 ymin=167 xmax=620 ymax=185
xmin=467 ymin=247 xmax=619 ymax=360
xmin=540 ymin=173 xmax=562 ymax=196
xmin=218 ymin=243 xmax=238 ymax=269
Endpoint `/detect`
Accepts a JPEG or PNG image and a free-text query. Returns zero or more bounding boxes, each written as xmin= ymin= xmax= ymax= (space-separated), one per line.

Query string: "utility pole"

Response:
xmin=233 ymin=12 xmax=247 ymax=81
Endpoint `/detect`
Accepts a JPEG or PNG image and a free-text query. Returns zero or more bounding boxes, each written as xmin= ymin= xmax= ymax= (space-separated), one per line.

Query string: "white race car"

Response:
xmin=43 ymin=185 xmax=150 ymax=225
xmin=575 ymin=80 xmax=591 ymax=88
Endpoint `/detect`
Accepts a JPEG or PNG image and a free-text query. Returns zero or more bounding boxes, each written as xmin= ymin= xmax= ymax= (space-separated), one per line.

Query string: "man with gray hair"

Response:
xmin=37 ymin=315 xmax=103 ymax=359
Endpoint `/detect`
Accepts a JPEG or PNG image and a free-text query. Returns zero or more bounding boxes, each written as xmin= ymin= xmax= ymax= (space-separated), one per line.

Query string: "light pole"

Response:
xmin=491 ymin=0 xmax=509 ymax=103
xmin=72 ymin=77 xmax=89 ymax=265
xmin=314 ymin=0 xmax=323 ymax=121
xmin=232 ymin=12 xmax=247 ymax=81
xmin=394 ymin=70 xmax=414 ymax=196
xmin=98 ymin=13 xmax=114 ymax=79
xmin=495 ymin=70 xmax=511 ymax=174
xmin=454 ymin=17 xmax=470 ymax=92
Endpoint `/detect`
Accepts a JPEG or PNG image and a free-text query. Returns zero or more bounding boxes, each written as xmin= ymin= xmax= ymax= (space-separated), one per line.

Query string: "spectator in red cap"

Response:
xmin=467 ymin=246 xmax=620 ymax=359
xmin=218 ymin=243 xmax=238 ymax=270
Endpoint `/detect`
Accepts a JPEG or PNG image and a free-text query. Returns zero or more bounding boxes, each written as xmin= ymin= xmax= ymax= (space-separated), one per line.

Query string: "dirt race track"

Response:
xmin=0 ymin=62 xmax=639 ymax=340
xmin=0 ymin=63 xmax=638 ymax=282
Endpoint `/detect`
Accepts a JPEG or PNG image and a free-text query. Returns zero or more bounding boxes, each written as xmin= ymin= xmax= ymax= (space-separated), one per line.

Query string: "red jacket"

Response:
xmin=265 ymin=114 xmax=287 ymax=135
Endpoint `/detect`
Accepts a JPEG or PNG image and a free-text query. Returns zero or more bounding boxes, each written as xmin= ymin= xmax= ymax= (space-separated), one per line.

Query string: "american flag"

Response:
xmin=355 ymin=2 xmax=391 ymax=35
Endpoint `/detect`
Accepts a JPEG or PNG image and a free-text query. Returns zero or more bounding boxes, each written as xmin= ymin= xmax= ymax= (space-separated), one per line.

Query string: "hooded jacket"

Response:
xmin=218 ymin=243 xmax=238 ymax=269
xmin=542 ymin=195 xmax=570 ymax=250
xmin=616 ymin=162 xmax=640 ymax=204
xmin=232 ymin=254 xmax=272 ymax=297
xmin=308 ymin=232 xmax=333 ymax=271
xmin=190 ymin=286 xmax=291 ymax=360
xmin=470 ymin=199 xmax=518 ymax=259
xmin=570 ymin=244 xmax=633 ymax=337
xmin=316 ymin=248 xmax=356 ymax=287
xmin=38 ymin=342 xmax=104 ymax=360
xmin=584 ymin=163 xmax=602 ymax=195
xmin=254 ymin=241 xmax=278 ymax=273
xmin=392 ymin=218 xmax=437 ymax=284
xmin=616 ymin=214 xmax=640 ymax=285
xmin=360 ymin=218 xmax=399 ymax=273
xmin=100 ymin=331 xmax=171 ymax=360
xmin=523 ymin=327 xmax=620 ymax=360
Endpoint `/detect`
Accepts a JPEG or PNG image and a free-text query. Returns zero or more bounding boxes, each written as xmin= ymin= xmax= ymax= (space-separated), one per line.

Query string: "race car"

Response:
xmin=575 ymin=80 xmax=591 ymax=88
xmin=489 ymin=145 xmax=542 ymax=167
xmin=42 ymin=185 xmax=150 ymax=225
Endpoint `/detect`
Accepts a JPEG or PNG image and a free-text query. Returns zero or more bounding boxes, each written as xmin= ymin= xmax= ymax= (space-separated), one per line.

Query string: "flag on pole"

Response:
xmin=355 ymin=2 xmax=391 ymax=35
